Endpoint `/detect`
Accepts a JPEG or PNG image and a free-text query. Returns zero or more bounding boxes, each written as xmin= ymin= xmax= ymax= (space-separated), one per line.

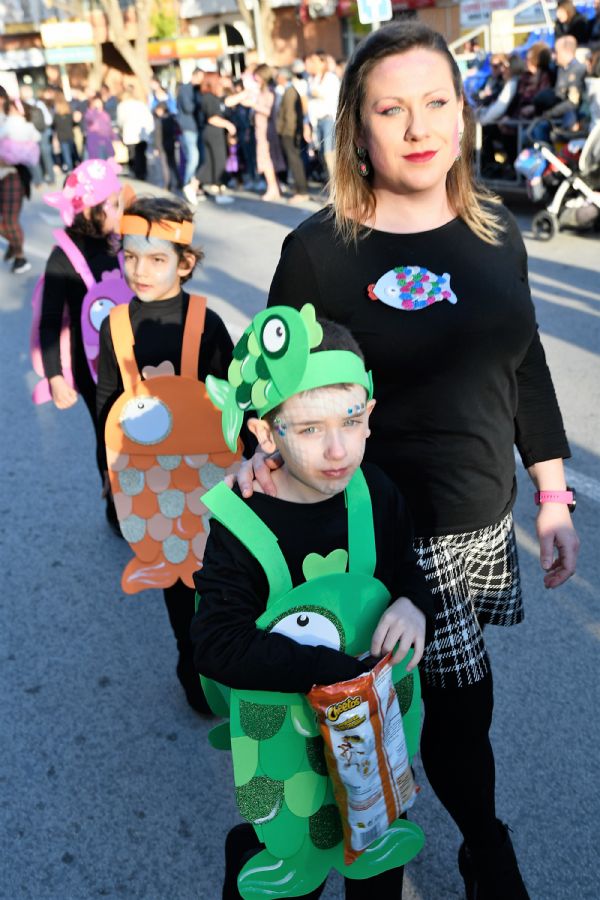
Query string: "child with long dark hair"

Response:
xmin=37 ymin=159 xmax=130 ymax=529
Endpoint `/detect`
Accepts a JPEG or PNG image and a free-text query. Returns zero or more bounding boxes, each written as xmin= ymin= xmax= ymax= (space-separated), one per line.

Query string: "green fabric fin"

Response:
xmin=208 ymin=721 xmax=232 ymax=751
xmin=237 ymin=840 xmax=332 ymax=899
xmin=201 ymin=483 xmax=293 ymax=603
xmin=336 ymin=818 xmax=425 ymax=879
xmin=345 ymin=469 xmax=376 ymax=576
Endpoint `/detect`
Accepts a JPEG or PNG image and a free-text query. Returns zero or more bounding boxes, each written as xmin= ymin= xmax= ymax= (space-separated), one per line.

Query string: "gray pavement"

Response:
xmin=1 ymin=184 xmax=598 ymax=900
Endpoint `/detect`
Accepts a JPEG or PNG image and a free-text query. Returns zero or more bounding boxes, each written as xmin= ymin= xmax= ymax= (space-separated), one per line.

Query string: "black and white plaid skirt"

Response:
xmin=414 ymin=513 xmax=523 ymax=689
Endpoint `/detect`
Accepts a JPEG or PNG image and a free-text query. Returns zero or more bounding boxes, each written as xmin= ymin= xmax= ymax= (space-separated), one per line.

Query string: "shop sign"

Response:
xmin=45 ymin=45 xmax=96 ymax=64
xmin=148 ymin=35 xmax=223 ymax=62
xmin=357 ymin=0 xmax=392 ymax=24
xmin=392 ymin=0 xmax=435 ymax=8
xmin=41 ymin=20 xmax=93 ymax=48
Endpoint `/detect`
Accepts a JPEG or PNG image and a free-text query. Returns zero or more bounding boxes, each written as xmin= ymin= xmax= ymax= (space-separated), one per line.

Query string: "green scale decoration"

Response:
xmin=200 ymin=469 xmax=425 ymax=898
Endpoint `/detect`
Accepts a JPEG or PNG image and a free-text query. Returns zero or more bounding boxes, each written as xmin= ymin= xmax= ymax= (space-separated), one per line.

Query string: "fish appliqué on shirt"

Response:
xmin=367 ymin=266 xmax=458 ymax=310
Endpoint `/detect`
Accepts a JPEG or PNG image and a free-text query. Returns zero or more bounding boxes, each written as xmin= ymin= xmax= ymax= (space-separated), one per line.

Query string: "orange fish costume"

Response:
xmin=105 ymin=294 xmax=240 ymax=593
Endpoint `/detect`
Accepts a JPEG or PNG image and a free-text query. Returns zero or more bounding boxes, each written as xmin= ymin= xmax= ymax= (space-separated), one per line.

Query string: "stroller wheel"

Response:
xmin=532 ymin=210 xmax=558 ymax=241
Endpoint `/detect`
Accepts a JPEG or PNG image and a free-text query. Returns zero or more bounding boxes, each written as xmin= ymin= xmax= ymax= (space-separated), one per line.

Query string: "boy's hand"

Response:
xmin=370 ymin=597 xmax=426 ymax=672
xmin=49 ymin=374 xmax=78 ymax=410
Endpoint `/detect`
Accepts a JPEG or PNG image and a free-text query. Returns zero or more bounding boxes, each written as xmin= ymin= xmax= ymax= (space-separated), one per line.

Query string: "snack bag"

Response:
xmin=307 ymin=653 xmax=417 ymax=865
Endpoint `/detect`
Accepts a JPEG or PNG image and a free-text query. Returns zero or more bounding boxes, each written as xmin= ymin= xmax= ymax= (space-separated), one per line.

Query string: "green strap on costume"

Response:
xmin=202 ymin=481 xmax=293 ymax=603
xmin=202 ymin=468 xmax=376 ymax=596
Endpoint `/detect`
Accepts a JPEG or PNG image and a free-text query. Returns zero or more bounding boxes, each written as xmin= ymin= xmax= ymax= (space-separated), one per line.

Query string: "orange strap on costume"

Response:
xmin=119 ymin=215 xmax=194 ymax=245
xmin=109 ymin=294 xmax=207 ymax=390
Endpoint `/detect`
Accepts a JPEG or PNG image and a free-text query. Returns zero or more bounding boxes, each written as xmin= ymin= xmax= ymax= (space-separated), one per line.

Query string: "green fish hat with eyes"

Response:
xmin=206 ymin=304 xmax=374 ymax=452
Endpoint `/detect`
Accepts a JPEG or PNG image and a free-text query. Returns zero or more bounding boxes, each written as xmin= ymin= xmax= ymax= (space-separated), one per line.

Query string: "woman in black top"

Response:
xmin=239 ymin=23 xmax=579 ymax=900
xmin=197 ymin=72 xmax=236 ymax=202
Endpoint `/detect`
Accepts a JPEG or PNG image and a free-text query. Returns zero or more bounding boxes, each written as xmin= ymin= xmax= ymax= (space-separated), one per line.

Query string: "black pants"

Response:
xmin=163 ymin=579 xmax=197 ymax=674
xmin=198 ymin=127 xmax=227 ymax=186
xmin=280 ymin=135 xmax=308 ymax=195
xmin=421 ymin=670 xmax=499 ymax=852
xmin=222 ymin=823 xmax=404 ymax=900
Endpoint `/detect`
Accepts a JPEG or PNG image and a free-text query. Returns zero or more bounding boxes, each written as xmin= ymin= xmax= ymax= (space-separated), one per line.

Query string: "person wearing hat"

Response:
xmin=37 ymin=159 xmax=129 ymax=528
xmin=192 ymin=306 xmax=435 ymax=897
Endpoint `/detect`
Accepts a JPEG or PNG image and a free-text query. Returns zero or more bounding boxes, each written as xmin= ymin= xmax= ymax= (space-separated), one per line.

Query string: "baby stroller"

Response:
xmin=514 ymin=121 xmax=600 ymax=240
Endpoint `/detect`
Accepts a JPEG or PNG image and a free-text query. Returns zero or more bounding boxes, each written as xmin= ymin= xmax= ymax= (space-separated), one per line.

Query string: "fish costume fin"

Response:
xmin=206 ymin=375 xmax=244 ymax=452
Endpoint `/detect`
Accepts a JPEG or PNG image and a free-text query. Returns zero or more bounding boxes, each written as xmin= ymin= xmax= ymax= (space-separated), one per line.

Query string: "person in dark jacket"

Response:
xmin=153 ymin=101 xmax=182 ymax=192
xmin=554 ymin=0 xmax=590 ymax=44
xmin=276 ymin=67 xmax=309 ymax=203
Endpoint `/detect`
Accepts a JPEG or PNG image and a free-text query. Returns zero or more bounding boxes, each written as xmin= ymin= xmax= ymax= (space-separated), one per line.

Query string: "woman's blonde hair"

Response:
xmin=331 ymin=22 xmax=505 ymax=245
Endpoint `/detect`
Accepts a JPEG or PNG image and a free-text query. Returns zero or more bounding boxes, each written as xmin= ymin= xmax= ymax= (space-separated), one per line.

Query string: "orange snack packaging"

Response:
xmin=307 ymin=653 xmax=417 ymax=865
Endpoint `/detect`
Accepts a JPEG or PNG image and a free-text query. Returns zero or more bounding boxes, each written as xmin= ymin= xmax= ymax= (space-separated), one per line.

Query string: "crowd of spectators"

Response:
xmin=468 ymin=0 xmax=600 ymax=178
xmin=4 ymin=49 xmax=344 ymax=207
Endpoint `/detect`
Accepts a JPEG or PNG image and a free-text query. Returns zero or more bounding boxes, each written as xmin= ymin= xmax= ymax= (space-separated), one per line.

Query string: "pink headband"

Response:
xmin=44 ymin=158 xmax=122 ymax=226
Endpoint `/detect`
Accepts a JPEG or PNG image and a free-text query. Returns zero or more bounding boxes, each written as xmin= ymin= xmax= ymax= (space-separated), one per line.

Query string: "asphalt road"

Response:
xmin=1 ymin=183 xmax=598 ymax=900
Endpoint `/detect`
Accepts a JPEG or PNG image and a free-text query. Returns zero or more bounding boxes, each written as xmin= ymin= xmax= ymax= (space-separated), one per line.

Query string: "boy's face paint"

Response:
xmin=123 ymin=234 xmax=183 ymax=302
xmin=269 ymin=386 xmax=375 ymax=503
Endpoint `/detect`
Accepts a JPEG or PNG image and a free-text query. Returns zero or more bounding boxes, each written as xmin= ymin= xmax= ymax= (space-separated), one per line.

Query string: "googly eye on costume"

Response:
xmin=119 ymin=396 xmax=173 ymax=445
xmin=89 ymin=297 xmax=115 ymax=332
xmin=269 ymin=610 xmax=342 ymax=650
xmin=261 ymin=316 xmax=289 ymax=358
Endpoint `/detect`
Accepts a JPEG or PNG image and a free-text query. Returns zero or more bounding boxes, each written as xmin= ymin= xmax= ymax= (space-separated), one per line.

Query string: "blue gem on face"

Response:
xmin=347 ymin=408 xmax=353 ymax=415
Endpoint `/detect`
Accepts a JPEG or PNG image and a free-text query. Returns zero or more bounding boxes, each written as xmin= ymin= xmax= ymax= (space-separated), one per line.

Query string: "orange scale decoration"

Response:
xmin=146 ymin=465 xmax=171 ymax=494
xmin=130 ymin=533 xmax=162 ymax=564
xmin=147 ymin=512 xmax=173 ymax=542
xmin=173 ymin=506 xmax=199 ymax=540
xmin=128 ymin=453 xmax=156 ymax=472
xmin=131 ymin=488 xmax=159 ymax=520
xmin=187 ymin=487 xmax=208 ymax=517
xmin=104 ymin=296 xmax=242 ymax=594
xmin=170 ymin=463 xmax=199 ymax=492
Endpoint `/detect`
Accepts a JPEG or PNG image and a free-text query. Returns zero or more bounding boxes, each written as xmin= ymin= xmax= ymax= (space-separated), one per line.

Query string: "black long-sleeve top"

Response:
xmin=192 ymin=463 xmax=435 ymax=694
xmin=96 ymin=290 xmax=237 ymax=470
xmin=267 ymin=207 xmax=570 ymax=536
xmin=39 ymin=232 xmax=118 ymax=400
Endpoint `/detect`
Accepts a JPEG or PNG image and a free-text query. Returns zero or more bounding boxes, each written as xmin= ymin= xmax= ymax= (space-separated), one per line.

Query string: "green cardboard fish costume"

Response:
xmin=201 ymin=305 xmax=425 ymax=898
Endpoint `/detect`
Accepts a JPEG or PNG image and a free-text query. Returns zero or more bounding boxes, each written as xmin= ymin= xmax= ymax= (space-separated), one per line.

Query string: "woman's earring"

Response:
xmin=356 ymin=146 xmax=371 ymax=177
xmin=455 ymin=132 xmax=464 ymax=162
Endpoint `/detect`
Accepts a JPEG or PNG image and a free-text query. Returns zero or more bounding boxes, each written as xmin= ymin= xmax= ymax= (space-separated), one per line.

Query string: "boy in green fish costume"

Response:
xmin=192 ymin=305 xmax=436 ymax=898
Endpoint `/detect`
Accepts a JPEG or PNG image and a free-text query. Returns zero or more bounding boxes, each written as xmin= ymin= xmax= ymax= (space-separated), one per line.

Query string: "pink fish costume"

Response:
xmin=30 ymin=159 xmax=133 ymax=402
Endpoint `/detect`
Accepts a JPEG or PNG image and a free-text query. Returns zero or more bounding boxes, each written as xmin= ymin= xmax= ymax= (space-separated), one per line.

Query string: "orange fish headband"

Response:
xmin=119 ymin=215 xmax=194 ymax=245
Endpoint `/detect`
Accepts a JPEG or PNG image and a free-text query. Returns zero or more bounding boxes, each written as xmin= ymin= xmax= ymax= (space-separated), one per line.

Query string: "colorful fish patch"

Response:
xmin=367 ymin=266 xmax=457 ymax=311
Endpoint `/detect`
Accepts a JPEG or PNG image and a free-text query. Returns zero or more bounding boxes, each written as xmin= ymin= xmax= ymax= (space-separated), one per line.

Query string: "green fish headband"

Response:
xmin=206 ymin=304 xmax=374 ymax=452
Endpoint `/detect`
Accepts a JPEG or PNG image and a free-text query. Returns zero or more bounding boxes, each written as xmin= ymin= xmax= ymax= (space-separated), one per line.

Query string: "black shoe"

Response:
xmin=4 ymin=245 xmax=14 ymax=262
xmin=176 ymin=658 xmax=214 ymax=716
xmin=12 ymin=258 xmax=31 ymax=275
xmin=458 ymin=822 xmax=530 ymax=900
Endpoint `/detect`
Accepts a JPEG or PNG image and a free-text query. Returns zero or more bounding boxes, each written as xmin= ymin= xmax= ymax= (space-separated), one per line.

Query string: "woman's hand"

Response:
xmin=535 ymin=503 xmax=579 ymax=589
xmin=370 ymin=597 xmax=426 ymax=671
xmin=224 ymin=449 xmax=283 ymax=498
xmin=49 ymin=374 xmax=78 ymax=410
